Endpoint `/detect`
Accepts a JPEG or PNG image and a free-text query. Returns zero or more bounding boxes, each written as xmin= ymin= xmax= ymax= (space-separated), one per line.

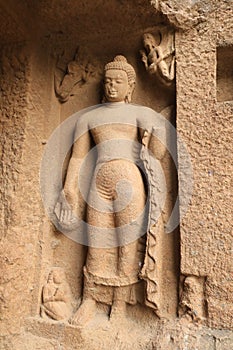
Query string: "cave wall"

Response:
xmin=0 ymin=1 xmax=232 ymax=349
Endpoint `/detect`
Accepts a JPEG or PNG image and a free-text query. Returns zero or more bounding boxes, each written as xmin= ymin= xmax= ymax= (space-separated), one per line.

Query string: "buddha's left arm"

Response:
xmin=148 ymin=124 xmax=166 ymax=160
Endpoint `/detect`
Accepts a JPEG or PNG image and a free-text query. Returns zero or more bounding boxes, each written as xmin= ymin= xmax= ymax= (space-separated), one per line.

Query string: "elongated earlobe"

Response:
xmin=125 ymin=82 xmax=135 ymax=103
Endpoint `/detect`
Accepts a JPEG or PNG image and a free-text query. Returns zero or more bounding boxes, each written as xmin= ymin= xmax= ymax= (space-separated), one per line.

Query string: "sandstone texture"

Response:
xmin=0 ymin=1 xmax=232 ymax=349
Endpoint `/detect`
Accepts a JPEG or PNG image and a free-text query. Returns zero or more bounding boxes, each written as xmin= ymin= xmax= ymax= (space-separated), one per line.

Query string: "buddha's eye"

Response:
xmin=104 ymin=79 xmax=111 ymax=84
xmin=116 ymin=79 xmax=123 ymax=84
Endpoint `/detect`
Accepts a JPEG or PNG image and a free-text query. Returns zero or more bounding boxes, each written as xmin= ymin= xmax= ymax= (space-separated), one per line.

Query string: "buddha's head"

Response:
xmin=103 ymin=55 xmax=136 ymax=103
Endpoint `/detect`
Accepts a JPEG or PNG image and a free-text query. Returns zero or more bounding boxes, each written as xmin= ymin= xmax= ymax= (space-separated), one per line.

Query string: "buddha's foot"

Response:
xmin=110 ymin=301 xmax=127 ymax=321
xmin=69 ymin=299 xmax=97 ymax=326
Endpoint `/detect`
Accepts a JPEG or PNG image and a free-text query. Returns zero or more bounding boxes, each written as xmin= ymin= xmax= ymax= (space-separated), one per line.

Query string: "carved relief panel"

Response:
xmin=39 ymin=3 xmax=180 ymax=333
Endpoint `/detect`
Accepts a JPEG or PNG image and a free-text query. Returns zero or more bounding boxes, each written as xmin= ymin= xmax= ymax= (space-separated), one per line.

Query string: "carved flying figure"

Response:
xmin=54 ymin=48 xmax=96 ymax=103
xmin=54 ymin=55 xmax=167 ymax=326
xmin=140 ymin=30 xmax=175 ymax=86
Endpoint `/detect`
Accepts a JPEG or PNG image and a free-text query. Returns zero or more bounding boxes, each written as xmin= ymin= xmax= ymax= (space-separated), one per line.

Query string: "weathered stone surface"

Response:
xmin=0 ymin=1 xmax=232 ymax=349
xmin=176 ymin=1 xmax=233 ymax=330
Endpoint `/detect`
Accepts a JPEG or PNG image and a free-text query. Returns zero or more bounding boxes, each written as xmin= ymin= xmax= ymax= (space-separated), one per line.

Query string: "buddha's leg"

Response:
xmin=111 ymin=171 xmax=146 ymax=316
xmin=70 ymin=298 xmax=97 ymax=326
xmin=86 ymin=202 xmax=118 ymax=281
xmin=70 ymin=190 xmax=116 ymax=326
xmin=114 ymin=173 xmax=146 ymax=277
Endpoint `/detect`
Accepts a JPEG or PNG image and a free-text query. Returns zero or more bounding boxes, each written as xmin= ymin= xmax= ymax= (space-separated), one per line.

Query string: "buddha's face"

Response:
xmin=104 ymin=69 xmax=130 ymax=102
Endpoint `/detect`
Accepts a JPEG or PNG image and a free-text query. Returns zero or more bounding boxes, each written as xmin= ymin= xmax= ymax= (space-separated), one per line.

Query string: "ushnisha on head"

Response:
xmin=103 ymin=55 xmax=136 ymax=103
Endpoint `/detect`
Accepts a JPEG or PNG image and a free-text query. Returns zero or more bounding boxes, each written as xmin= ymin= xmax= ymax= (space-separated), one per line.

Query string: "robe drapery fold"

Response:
xmin=139 ymin=129 xmax=164 ymax=316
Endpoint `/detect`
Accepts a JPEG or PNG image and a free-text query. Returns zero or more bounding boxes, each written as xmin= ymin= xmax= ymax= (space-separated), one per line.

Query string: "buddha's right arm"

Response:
xmin=61 ymin=129 xmax=92 ymax=211
xmin=63 ymin=157 xmax=83 ymax=207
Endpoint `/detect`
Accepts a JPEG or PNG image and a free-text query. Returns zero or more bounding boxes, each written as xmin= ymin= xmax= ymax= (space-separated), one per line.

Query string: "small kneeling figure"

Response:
xmin=41 ymin=267 xmax=73 ymax=321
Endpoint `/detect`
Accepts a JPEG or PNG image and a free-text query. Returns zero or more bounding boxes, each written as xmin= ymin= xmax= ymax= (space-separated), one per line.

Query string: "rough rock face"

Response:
xmin=176 ymin=0 xmax=233 ymax=330
xmin=0 ymin=1 xmax=232 ymax=349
